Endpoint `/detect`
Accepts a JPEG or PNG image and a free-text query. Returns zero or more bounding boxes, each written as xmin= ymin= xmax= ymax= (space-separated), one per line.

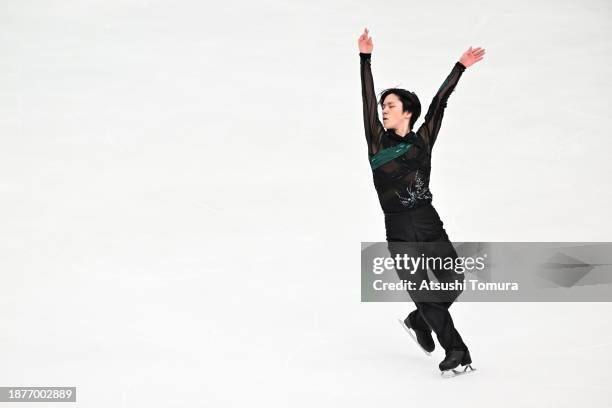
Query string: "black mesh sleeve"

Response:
xmin=418 ymin=62 xmax=466 ymax=149
xmin=360 ymin=53 xmax=385 ymax=156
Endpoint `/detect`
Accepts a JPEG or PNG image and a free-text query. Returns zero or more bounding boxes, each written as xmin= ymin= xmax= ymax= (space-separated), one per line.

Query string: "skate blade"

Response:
xmin=441 ymin=364 xmax=476 ymax=379
xmin=397 ymin=318 xmax=431 ymax=356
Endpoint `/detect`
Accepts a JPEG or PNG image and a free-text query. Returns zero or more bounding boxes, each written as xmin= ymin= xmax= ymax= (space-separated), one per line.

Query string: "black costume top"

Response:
xmin=359 ymin=52 xmax=466 ymax=213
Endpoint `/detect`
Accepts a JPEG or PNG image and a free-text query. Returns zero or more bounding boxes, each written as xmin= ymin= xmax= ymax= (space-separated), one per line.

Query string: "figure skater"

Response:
xmin=357 ymin=27 xmax=485 ymax=377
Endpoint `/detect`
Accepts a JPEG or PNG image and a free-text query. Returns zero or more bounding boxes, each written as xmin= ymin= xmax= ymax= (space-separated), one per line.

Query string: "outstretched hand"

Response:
xmin=459 ymin=46 xmax=485 ymax=68
xmin=358 ymin=27 xmax=373 ymax=53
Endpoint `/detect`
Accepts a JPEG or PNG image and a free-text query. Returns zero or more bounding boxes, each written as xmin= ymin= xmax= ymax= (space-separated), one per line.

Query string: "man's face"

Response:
xmin=382 ymin=94 xmax=411 ymax=131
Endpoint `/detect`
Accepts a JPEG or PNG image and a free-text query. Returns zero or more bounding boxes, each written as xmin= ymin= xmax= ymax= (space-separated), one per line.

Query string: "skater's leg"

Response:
xmin=426 ymin=231 xmax=465 ymax=304
xmin=415 ymin=301 xmax=467 ymax=351
xmin=387 ymin=240 xmax=437 ymax=353
xmin=416 ymin=230 xmax=469 ymax=352
xmin=407 ymin=308 xmax=431 ymax=333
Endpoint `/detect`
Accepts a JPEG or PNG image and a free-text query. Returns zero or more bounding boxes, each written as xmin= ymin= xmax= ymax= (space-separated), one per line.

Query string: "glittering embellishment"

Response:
xmin=395 ymin=170 xmax=432 ymax=207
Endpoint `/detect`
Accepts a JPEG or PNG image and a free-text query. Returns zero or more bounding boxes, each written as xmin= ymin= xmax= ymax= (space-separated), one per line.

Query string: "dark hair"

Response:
xmin=379 ymin=88 xmax=421 ymax=130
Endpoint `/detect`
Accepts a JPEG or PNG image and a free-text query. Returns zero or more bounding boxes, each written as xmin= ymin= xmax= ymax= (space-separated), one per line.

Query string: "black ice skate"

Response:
xmin=439 ymin=349 xmax=476 ymax=378
xmin=397 ymin=317 xmax=435 ymax=355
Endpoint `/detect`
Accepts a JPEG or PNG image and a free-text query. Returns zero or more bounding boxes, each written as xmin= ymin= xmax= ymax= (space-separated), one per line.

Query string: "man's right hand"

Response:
xmin=358 ymin=27 xmax=373 ymax=53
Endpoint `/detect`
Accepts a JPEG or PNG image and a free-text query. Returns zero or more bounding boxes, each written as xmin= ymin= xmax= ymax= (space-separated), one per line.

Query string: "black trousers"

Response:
xmin=385 ymin=203 xmax=468 ymax=352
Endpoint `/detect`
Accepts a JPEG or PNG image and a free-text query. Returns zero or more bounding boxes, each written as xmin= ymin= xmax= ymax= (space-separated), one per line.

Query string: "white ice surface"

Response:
xmin=1 ymin=0 xmax=612 ymax=406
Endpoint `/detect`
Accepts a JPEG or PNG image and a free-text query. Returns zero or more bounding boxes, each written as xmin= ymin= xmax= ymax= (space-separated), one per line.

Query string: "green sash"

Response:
xmin=369 ymin=142 xmax=413 ymax=170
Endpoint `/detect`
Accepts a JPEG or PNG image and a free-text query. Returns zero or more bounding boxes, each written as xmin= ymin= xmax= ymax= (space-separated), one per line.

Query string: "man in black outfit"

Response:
xmin=357 ymin=27 xmax=485 ymax=375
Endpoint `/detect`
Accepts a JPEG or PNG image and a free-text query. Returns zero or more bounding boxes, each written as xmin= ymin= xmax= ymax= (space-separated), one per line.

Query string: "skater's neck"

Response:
xmin=392 ymin=122 xmax=411 ymax=138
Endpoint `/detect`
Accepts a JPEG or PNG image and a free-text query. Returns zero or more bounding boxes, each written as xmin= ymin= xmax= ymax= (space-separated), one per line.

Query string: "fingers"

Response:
xmin=471 ymin=47 xmax=485 ymax=56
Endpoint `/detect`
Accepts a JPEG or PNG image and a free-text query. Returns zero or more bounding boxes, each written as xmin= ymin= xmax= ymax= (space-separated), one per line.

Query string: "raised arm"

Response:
xmin=358 ymin=28 xmax=384 ymax=156
xmin=418 ymin=46 xmax=486 ymax=149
